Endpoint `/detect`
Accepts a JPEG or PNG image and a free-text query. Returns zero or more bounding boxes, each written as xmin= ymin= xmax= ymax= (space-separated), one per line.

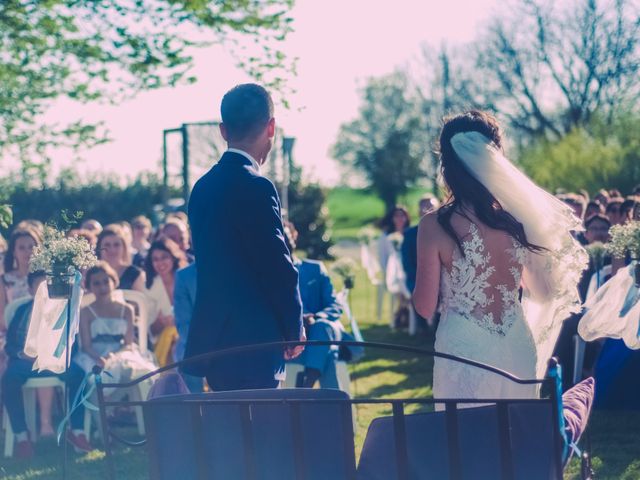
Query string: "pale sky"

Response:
xmin=42 ymin=0 xmax=499 ymax=186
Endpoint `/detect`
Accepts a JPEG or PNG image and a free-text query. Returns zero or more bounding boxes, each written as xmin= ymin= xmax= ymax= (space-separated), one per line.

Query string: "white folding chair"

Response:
xmin=573 ymin=268 xmax=608 ymax=386
xmin=82 ymin=289 xmax=151 ymax=438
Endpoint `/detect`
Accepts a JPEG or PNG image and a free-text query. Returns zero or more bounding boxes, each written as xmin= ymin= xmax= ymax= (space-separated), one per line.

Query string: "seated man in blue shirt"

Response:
xmin=284 ymin=224 xmax=343 ymax=388
xmin=2 ymin=271 xmax=91 ymax=459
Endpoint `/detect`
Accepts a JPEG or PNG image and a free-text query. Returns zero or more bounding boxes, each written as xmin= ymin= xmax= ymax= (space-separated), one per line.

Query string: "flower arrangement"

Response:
xmin=607 ymin=221 xmax=640 ymax=260
xmin=357 ymin=226 xmax=377 ymax=245
xmin=30 ymin=226 xmax=97 ymax=298
xmin=332 ymin=257 xmax=358 ymax=289
xmin=387 ymin=232 xmax=404 ymax=251
xmin=586 ymin=241 xmax=607 ymax=267
xmin=30 ymin=226 xmax=97 ymax=273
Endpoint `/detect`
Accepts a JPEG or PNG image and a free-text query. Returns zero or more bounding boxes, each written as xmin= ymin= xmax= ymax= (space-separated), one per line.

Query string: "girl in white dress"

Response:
xmin=75 ymin=262 xmax=155 ymax=380
xmin=413 ymin=111 xmax=587 ymax=404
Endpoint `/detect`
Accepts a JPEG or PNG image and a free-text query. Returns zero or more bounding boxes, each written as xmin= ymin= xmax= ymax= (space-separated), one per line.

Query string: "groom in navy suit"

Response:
xmin=185 ymin=83 xmax=305 ymax=391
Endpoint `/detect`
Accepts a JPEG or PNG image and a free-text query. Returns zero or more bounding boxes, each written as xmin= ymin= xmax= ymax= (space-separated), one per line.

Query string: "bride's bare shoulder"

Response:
xmin=418 ymin=211 xmax=446 ymax=239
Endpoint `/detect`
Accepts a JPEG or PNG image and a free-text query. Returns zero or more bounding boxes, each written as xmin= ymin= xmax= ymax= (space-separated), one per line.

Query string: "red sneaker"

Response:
xmin=66 ymin=431 xmax=93 ymax=453
xmin=14 ymin=439 xmax=34 ymax=460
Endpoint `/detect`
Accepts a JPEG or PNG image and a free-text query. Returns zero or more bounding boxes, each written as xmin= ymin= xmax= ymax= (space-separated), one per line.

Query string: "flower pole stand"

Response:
xmin=46 ymin=267 xmax=75 ymax=480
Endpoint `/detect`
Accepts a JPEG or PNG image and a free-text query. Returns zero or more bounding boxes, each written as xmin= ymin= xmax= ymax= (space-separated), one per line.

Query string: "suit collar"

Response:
xmin=220 ymin=149 xmax=261 ymax=174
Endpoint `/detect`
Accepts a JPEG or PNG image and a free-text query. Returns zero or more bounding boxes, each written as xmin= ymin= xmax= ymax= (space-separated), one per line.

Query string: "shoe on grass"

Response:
xmin=14 ymin=439 xmax=34 ymax=460
xmin=67 ymin=431 xmax=92 ymax=453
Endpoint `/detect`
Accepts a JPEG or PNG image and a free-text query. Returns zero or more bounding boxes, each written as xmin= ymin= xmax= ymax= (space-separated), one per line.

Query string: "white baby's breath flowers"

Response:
xmin=29 ymin=226 xmax=98 ymax=273
xmin=332 ymin=257 xmax=358 ymax=285
xmin=387 ymin=232 xmax=404 ymax=251
xmin=585 ymin=241 xmax=607 ymax=266
xmin=607 ymin=221 xmax=640 ymax=260
xmin=357 ymin=226 xmax=377 ymax=245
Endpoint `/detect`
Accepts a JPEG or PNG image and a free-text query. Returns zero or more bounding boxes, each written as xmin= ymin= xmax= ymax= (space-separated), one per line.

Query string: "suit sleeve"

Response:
xmin=237 ymin=177 xmax=303 ymax=342
xmin=173 ymin=269 xmax=193 ymax=361
xmin=401 ymin=228 xmax=417 ymax=292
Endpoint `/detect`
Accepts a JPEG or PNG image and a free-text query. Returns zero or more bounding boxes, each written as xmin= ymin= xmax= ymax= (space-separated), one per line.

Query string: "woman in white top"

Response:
xmin=143 ymin=237 xmax=188 ymax=366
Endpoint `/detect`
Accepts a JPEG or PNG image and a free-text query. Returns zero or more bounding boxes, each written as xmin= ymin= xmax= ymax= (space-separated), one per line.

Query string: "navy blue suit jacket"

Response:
xmin=401 ymin=225 xmax=418 ymax=293
xmin=185 ymin=151 xmax=303 ymax=389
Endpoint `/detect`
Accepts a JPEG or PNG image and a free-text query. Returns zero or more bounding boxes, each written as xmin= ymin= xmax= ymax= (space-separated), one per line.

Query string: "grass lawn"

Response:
xmin=327 ymin=187 xmax=432 ymax=241
xmin=2 ymin=265 xmax=639 ymax=479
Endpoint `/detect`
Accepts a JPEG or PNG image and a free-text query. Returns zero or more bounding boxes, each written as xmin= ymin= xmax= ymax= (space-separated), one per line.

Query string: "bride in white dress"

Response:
xmin=413 ymin=111 xmax=587 ymax=403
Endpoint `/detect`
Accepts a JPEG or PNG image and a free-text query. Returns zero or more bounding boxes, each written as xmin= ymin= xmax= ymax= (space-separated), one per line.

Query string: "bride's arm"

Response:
xmin=413 ymin=213 xmax=441 ymax=322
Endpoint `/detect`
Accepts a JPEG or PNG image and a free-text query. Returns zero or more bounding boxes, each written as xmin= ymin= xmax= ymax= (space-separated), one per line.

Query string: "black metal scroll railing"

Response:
xmin=91 ymin=341 xmax=569 ymax=480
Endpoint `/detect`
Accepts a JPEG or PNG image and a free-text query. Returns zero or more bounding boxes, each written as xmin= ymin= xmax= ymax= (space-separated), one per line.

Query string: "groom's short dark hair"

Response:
xmin=221 ymin=84 xmax=274 ymax=142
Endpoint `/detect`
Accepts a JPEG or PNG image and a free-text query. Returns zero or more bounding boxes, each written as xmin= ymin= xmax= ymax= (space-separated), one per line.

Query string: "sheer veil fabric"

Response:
xmin=450 ymin=132 xmax=588 ymax=378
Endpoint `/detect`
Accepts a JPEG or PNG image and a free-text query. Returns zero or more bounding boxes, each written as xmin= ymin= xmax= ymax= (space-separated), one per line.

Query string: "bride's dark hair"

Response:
xmin=437 ymin=110 xmax=544 ymax=254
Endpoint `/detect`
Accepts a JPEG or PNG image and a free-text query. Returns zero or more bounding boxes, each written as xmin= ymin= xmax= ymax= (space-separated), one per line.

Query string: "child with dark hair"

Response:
xmin=75 ymin=262 xmax=155 ymax=376
xmin=1 ymin=270 xmax=91 ymax=458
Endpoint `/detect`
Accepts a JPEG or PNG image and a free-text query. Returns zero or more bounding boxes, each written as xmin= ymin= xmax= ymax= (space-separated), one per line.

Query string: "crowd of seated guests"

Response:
xmin=0 ymin=212 xmax=195 ymax=458
xmin=555 ymin=187 xmax=640 ymax=407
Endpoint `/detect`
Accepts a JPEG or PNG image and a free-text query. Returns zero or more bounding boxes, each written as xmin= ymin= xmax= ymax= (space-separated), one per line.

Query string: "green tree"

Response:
xmin=1 ymin=170 xmax=180 ymax=229
xmin=287 ymin=164 xmax=333 ymax=259
xmin=467 ymin=0 xmax=639 ymax=139
xmin=331 ymin=72 xmax=430 ymax=213
xmin=1 ymin=0 xmax=295 ymax=164
xmin=519 ymin=114 xmax=640 ymax=193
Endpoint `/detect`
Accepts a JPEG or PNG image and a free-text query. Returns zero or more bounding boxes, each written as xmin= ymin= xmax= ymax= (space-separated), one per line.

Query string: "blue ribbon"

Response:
xmin=56 ymin=369 xmax=113 ymax=445
xmin=619 ymin=284 xmax=639 ymax=317
xmin=52 ymin=272 xmax=83 ymax=359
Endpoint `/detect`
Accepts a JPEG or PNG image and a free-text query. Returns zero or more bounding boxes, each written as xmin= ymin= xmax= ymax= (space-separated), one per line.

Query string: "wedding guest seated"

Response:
xmin=578 ymin=214 xmax=612 ymax=301
xmin=96 ymin=224 xmax=146 ymax=292
xmin=2 ymin=271 xmax=91 ymax=458
xmin=584 ymin=200 xmax=604 ymax=221
xmin=562 ymin=194 xmax=586 ymax=221
xmin=173 ymin=262 xmax=203 ymax=392
xmin=131 ymin=215 xmax=152 ymax=267
xmin=161 ymin=218 xmax=195 ymax=264
xmin=620 ymin=197 xmax=637 ymax=225
xmin=15 ymin=220 xmax=44 ymax=237
xmin=81 ymin=218 xmax=102 ymax=236
xmin=66 ymin=228 xmax=98 ymax=251
xmin=594 ymin=189 xmax=610 ymax=207
xmin=284 ymin=225 xmax=343 ymax=388
xmin=605 ymin=197 xmax=626 ymax=226
xmin=144 ymin=237 xmax=188 ymax=366
xmin=76 ymin=263 xmax=155 ymax=373
xmin=0 ymin=227 xmax=55 ymax=437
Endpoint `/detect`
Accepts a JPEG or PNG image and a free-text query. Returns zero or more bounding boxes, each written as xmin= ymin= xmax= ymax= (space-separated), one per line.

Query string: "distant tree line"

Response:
xmin=333 ymin=0 xmax=640 ymax=207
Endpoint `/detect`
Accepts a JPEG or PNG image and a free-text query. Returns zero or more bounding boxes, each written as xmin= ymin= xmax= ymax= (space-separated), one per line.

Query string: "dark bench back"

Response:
xmin=143 ymin=388 xmax=356 ymax=480
xmin=357 ymin=403 xmax=559 ymax=480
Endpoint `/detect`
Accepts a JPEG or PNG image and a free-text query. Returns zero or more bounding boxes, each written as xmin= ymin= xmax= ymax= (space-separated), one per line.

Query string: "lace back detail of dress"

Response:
xmin=440 ymin=223 xmax=526 ymax=336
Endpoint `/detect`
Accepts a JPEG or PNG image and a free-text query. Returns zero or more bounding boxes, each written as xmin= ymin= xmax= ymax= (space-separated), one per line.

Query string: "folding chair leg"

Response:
xmin=390 ymin=295 xmax=396 ymax=328
xmin=3 ymin=407 xmax=14 ymax=458
xmin=377 ymin=284 xmax=385 ymax=322
xmin=23 ymin=388 xmax=37 ymax=441
xmin=408 ymin=307 xmax=417 ymax=336
xmin=573 ymin=334 xmax=586 ymax=385
xmin=132 ymin=383 xmax=150 ymax=436
xmin=83 ymin=408 xmax=92 ymax=439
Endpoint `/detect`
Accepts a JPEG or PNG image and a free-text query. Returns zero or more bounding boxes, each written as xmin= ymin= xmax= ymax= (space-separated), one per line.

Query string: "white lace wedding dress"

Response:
xmin=433 ymin=222 xmax=538 ymax=405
